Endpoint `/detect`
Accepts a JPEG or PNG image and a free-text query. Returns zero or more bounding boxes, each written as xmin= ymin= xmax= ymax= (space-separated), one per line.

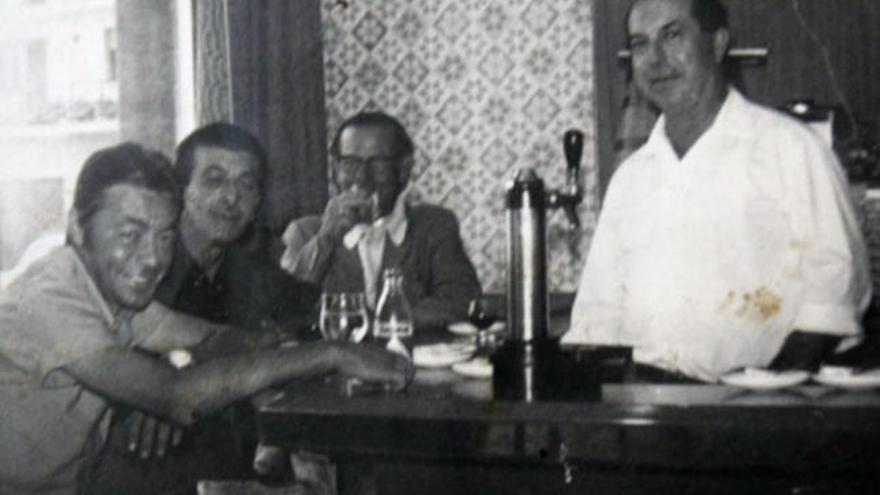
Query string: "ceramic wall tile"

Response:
xmin=322 ymin=0 xmax=597 ymax=292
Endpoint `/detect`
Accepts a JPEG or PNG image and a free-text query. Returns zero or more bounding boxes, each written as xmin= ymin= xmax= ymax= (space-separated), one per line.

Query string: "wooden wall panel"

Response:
xmin=727 ymin=0 xmax=880 ymax=133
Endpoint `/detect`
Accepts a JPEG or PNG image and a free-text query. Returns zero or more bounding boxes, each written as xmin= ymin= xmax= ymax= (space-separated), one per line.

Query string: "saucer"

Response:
xmin=413 ymin=342 xmax=476 ymax=368
xmin=812 ymin=367 xmax=880 ymax=390
xmin=452 ymin=357 xmax=493 ymax=379
xmin=720 ymin=368 xmax=810 ymax=391
xmin=447 ymin=321 xmax=505 ymax=337
xmin=448 ymin=322 xmax=478 ymax=336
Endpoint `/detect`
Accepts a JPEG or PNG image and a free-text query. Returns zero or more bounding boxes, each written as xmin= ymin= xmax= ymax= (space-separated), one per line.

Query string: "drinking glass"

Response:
xmin=319 ymin=293 xmax=369 ymax=343
xmin=467 ymin=295 xmax=504 ymax=353
xmin=467 ymin=296 xmax=499 ymax=330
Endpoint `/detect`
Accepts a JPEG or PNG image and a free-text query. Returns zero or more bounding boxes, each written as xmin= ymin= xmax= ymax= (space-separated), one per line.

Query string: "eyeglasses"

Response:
xmin=334 ymin=155 xmax=401 ymax=172
xmin=333 ymin=155 xmax=402 ymax=184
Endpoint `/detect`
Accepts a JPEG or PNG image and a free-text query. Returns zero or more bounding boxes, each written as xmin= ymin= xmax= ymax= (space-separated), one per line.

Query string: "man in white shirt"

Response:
xmin=563 ymin=0 xmax=871 ymax=382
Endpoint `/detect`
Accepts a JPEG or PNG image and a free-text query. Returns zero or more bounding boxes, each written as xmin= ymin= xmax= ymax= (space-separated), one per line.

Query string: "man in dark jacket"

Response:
xmin=281 ymin=112 xmax=481 ymax=332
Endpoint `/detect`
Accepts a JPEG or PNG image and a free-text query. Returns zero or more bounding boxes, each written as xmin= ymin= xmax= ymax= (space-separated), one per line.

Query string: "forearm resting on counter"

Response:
xmin=769 ymin=330 xmax=841 ymax=371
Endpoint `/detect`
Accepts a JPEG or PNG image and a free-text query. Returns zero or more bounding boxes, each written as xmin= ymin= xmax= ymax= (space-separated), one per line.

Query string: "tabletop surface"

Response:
xmin=256 ymin=351 xmax=880 ymax=474
xmin=257 ymin=365 xmax=880 ymax=427
xmin=256 ymin=300 xmax=880 ymax=476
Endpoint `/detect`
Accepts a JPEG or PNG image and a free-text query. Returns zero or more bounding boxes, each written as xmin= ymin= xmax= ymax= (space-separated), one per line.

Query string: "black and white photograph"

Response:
xmin=0 ymin=0 xmax=878 ymax=493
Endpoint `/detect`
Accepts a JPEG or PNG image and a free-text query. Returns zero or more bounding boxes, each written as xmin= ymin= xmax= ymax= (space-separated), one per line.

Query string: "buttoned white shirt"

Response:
xmin=563 ymin=89 xmax=871 ymax=382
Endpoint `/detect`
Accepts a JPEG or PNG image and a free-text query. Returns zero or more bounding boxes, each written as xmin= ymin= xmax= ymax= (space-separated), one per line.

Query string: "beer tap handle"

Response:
xmin=559 ymin=130 xmax=584 ymax=228
xmin=563 ymin=129 xmax=584 ymax=187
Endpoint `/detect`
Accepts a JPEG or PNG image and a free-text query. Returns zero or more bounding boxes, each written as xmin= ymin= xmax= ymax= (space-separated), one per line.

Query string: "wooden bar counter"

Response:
xmin=256 ymin=362 xmax=880 ymax=494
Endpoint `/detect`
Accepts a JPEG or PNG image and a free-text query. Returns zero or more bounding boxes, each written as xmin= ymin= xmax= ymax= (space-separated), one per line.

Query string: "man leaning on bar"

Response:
xmin=563 ymin=0 xmax=871 ymax=382
xmin=0 ymin=142 xmax=411 ymax=495
xmin=92 ymin=123 xmax=325 ymax=493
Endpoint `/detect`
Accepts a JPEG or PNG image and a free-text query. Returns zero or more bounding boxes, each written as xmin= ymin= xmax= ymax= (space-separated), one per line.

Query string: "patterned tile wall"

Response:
xmin=321 ymin=0 xmax=597 ymax=292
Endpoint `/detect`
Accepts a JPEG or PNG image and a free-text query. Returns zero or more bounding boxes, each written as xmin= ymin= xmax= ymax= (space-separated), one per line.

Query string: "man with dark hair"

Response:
xmin=564 ymin=0 xmax=870 ymax=382
xmin=689 ymin=0 xmax=727 ymax=33
xmin=98 ymin=123 xmax=324 ymax=491
xmin=156 ymin=122 xmax=315 ymax=332
xmin=0 ymin=142 xmax=410 ymax=494
xmin=281 ymin=112 xmax=480 ymax=330
xmin=625 ymin=0 xmax=728 ymax=37
xmin=70 ymin=143 xmax=182 ymax=238
xmin=175 ymin=121 xmax=267 ymax=189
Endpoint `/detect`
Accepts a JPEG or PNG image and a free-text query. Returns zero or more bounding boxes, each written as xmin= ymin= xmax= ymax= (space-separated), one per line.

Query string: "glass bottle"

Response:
xmin=373 ymin=268 xmax=414 ymax=359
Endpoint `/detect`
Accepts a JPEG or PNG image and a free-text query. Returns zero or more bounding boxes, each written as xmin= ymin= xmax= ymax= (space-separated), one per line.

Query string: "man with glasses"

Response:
xmin=281 ymin=112 xmax=480 ymax=331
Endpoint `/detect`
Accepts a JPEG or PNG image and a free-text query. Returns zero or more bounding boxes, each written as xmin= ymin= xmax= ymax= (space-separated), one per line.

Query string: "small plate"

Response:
xmin=447 ymin=321 xmax=506 ymax=336
xmin=452 ymin=357 xmax=493 ymax=379
xmin=413 ymin=342 xmax=475 ymax=368
xmin=720 ymin=368 xmax=810 ymax=390
xmin=812 ymin=367 xmax=880 ymax=390
xmin=448 ymin=322 xmax=478 ymax=336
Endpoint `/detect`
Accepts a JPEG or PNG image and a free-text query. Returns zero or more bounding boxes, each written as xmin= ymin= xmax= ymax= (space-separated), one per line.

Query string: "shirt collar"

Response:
xmin=68 ymin=246 xmax=119 ymax=328
xmin=643 ymin=87 xmax=747 ymax=157
xmin=342 ymin=188 xmax=410 ymax=250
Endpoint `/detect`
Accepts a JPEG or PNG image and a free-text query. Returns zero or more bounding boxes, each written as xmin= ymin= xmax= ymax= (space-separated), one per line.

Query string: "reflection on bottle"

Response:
xmin=385 ymin=333 xmax=411 ymax=360
xmin=374 ymin=268 xmax=414 ymax=359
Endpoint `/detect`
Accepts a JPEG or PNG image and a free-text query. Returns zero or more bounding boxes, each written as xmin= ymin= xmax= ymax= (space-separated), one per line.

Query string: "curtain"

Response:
xmin=195 ymin=0 xmax=329 ymax=243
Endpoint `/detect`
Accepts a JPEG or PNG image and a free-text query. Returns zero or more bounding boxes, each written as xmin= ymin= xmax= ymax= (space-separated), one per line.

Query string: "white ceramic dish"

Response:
xmin=720 ymin=368 xmax=810 ymax=390
xmin=812 ymin=367 xmax=880 ymax=390
xmin=452 ymin=357 xmax=493 ymax=379
xmin=413 ymin=342 xmax=475 ymax=368
xmin=448 ymin=322 xmax=479 ymax=336
xmin=447 ymin=321 xmax=506 ymax=337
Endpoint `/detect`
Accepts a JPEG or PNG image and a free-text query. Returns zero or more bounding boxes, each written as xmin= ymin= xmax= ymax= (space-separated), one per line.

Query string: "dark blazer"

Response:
xmin=286 ymin=204 xmax=481 ymax=330
xmin=155 ymin=237 xmax=320 ymax=335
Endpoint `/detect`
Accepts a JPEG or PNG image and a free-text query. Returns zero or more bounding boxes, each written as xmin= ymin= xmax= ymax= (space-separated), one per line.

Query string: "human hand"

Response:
xmin=126 ymin=411 xmax=185 ymax=459
xmin=335 ymin=343 xmax=414 ymax=391
xmin=318 ymin=191 xmax=374 ymax=241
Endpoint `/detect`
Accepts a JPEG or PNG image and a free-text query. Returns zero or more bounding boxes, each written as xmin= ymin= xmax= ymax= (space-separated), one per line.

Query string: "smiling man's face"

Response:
xmin=184 ymin=145 xmax=261 ymax=244
xmin=628 ymin=0 xmax=725 ymax=114
xmin=80 ymin=184 xmax=177 ymax=311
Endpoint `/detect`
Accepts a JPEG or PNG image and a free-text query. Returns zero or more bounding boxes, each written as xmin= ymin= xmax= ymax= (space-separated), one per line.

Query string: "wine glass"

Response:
xmin=467 ymin=295 xmax=504 ymax=352
xmin=319 ymin=293 xmax=369 ymax=343
xmin=468 ymin=296 xmax=498 ymax=330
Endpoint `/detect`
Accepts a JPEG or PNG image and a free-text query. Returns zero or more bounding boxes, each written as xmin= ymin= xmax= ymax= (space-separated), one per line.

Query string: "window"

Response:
xmin=0 ymin=0 xmax=194 ymax=284
xmin=104 ymin=28 xmax=116 ymax=82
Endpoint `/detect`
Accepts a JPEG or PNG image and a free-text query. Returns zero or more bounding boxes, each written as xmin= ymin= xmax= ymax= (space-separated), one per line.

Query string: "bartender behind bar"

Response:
xmin=563 ymin=0 xmax=871 ymax=382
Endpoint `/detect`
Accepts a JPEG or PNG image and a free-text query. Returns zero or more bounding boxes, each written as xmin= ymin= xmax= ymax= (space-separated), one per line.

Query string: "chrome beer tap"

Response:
xmin=493 ymin=129 xmax=592 ymax=401
xmin=505 ymin=129 xmax=583 ymax=347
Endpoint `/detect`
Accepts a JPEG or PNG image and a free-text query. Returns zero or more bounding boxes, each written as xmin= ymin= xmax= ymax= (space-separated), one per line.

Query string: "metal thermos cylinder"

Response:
xmin=493 ymin=135 xmax=600 ymax=402
xmin=506 ymin=168 xmax=549 ymax=343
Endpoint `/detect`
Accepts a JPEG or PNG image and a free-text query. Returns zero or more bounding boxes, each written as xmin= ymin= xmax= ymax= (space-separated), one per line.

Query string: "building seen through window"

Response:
xmin=0 ymin=0 xmax=118 ymax=283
